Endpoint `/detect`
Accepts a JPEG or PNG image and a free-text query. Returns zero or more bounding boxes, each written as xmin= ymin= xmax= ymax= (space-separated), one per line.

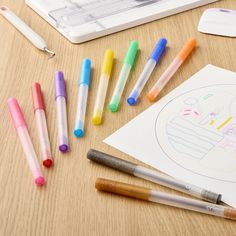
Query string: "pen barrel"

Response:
xmin=128 ymin=59 xmax=156 ymax=104
xmin=109 ymin=64 xmax=131 ymax=111
xmin=92 ymin=74 xmax=109 ymax=125
xmin=148 ymin=58 xmax=182 ymax=101
xmin=134 ymin=166 xmax=221 ymax=204
xmin=157 ymin=58 xmax=182 ymax=88
xmin=17 ymin=126 xmax=45 ymax=184
xmin=35 ymin=109 xmax=53 ymax=165
xmin=149 ymin=190 xmax=226 ymax=218
xmin=74 ymin=84 xmax=88 ymax=137
xmin=2 ymin=8 xmax=46 ymax=49
xmin=56 ymin=96 xmax=68 ymax=152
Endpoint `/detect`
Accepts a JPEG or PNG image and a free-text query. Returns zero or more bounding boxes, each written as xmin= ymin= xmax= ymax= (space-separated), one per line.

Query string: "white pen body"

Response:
xmin=134 ymin=166 xmax=220 ymax=203
xmin=1 ymin=7 xmax=47 ymax=50
xmin=17 ymin=126 xmax=44 ymax=180
xmin=74 ymin=83 xmax=88 ymax=136
xmin=56 ymin=96 xmax=68 ymax=152
xmin=110 ymin=64 xmax=131 ymax=108
xmin=128 ymin=59 xmax=156 ymax=103
xmin=92 ymin=74 xmax=109 ymax=124
xmin=148 ymin=57 xmax=182 ymax=98
xmin=149 ymin=190 xmax=225 ymax=218
xmin=35 ymin=109 xmax=52 ymax=164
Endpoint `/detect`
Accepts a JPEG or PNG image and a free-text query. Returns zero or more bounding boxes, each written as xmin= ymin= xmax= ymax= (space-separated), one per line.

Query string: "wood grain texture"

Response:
xmin=0 ymin=0 xmax=236 ymax=235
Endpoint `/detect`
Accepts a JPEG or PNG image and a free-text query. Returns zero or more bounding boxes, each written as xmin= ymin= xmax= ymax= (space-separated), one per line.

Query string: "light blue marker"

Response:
xmin=127 ymin=38 xmax=167 ymax=105
xmin=74 ymin=58 xmax=91 ymax=138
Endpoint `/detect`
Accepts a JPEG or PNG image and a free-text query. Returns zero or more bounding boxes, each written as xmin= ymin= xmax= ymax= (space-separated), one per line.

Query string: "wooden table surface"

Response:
xmin=1 ymin=0 xmax=236 ymax=235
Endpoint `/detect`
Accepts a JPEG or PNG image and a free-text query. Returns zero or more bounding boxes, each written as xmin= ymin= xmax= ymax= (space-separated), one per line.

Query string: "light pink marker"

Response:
xmin=8 ymin=98 xmax=46 ymax=187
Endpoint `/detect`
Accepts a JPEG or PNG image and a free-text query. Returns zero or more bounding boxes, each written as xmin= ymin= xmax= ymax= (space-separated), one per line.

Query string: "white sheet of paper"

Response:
xmin=104 ymin=65 xmax=236 ymax=207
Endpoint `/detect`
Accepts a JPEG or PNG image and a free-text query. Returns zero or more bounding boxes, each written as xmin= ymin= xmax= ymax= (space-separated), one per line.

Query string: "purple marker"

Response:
xmin=55 ymin=71 xmax=69 ymax=153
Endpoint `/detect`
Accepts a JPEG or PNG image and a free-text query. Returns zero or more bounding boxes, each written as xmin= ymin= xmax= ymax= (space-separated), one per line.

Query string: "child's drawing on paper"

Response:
xmin=155 ymin=85 xmax=236 ymax=182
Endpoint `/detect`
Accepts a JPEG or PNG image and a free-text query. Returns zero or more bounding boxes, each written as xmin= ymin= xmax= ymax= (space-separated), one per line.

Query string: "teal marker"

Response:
xmin=109 ymin=40 xmax=139 ymax=112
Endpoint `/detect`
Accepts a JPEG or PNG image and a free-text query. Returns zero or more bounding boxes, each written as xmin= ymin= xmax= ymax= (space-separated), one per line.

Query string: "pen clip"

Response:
xmin=44 ymin=47 xmax=56 ymax=58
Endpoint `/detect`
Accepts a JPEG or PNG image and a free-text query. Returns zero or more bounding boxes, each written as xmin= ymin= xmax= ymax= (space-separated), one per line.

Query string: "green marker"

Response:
xmin=109 ymin=40 xmax=139 ymax=112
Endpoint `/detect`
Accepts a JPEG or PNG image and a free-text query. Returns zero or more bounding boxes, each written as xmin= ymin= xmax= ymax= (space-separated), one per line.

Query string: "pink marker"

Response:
xmin=8 ymin=98 xmax=46 ymax=186
xmin=32 ymin=83 xmax=53 ymax=168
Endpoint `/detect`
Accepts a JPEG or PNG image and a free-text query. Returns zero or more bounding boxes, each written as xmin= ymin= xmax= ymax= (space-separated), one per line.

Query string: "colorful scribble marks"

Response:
xmin=180 ymin=108 xmax=200 ymax=117
xmin=199 ymin=109 xmax=220 ymax=126
xmin=203 ymin=93 xmax=214 ymax=100
xmin=183 ymin=97 xmax=198 ymax=105
xmin=222 ymin=122 xmax=236 ymax=137
xmin=217 ymin=116 xmax=233 ymax=130
xmin=155 ymin=85 xmax=236 ymax=182
xmin=210 ymin=119 xmax=215 ymax=125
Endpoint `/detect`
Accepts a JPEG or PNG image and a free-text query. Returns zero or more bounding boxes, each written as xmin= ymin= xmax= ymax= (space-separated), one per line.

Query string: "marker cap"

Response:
xmin=87 ymin=149 xmax=137 ymax=175
xmin=123 ymin=40 xmax=139 ymax=67
xmin=79 ymin=58 xmax=91 ymax=86
xmin=59 ymin=144 xmax=69 ymax=153
xmin=7 ymin=98 xmax=26 ymax=129
xmin=32 ymin=82 xmax=45 ymax=112
xmin=101 ymin=50 xmax=114 ymax=76
xmin=55 ymin=71 xmax=67 ymax=99
xmin=95 ymin=178 xmax=151 ymax=201
xmin=109 ymin=96 xmax=119 ymax=112
xmin=74 ymin=120 xmax=84 ymax=137
xmin=178 ymin=38 xmax=196 ymax=61
xmin=150 ymin=38 xmax=167 ymax=62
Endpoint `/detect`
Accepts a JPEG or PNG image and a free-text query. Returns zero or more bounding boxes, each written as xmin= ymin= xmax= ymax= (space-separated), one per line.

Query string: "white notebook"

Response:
xmin=26 ymin=0 xmax=218 ymax=43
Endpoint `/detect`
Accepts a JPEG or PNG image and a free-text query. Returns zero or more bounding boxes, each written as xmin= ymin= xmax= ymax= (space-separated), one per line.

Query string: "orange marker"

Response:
xmin=147 ymin=38 xmax=196 ymax=102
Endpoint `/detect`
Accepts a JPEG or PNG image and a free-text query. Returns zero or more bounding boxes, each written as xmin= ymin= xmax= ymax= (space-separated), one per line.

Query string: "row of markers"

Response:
xmin=8 ymin=72 xmax=68 ymax=186
xmin=7 ymin=37 xmax=196 ymax=187
xmin=91 ymin=37 xmax=196 ymax=125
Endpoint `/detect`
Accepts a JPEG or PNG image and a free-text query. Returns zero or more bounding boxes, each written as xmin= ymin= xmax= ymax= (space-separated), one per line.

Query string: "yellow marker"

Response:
xmin=217 ymin=116 xmax=232 ymax=130
xmin=92 ymin=50 xmax=114 ymax=125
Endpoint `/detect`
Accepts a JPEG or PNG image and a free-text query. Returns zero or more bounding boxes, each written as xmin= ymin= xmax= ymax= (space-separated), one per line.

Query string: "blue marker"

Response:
xmin=74 ymin=58 xmax=91 ymax=137
xmin=127 ymin=38 xmax=167 ymax=105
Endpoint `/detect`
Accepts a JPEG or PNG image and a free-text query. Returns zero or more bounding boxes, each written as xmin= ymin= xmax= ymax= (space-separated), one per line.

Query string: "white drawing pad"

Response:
xmin=104 ymin=65 xmax=236 ymax=207
xmin=25 ymin=0 xmax=218 ymax=43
